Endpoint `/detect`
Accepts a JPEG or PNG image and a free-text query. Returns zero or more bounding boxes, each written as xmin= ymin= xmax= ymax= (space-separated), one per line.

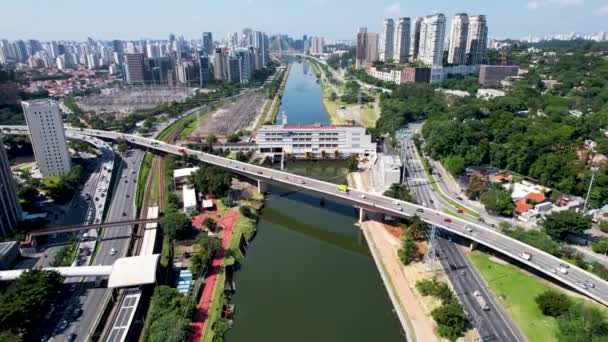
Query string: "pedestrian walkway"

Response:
xmin=189 ymin=209 xmax=238 ymax=342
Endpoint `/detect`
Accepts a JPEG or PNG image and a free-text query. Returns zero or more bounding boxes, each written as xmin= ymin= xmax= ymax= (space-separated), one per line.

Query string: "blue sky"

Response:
xmin=1 ymin=0 xmax=607 ymax=41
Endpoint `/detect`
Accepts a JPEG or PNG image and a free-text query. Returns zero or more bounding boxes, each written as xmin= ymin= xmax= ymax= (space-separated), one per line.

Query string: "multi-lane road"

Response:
xmin=399 ymin=127 xmax=525 ymax=341
xmin=3 ymin=121 xmax=608 ymax=311
xmin=42 ymin=126 xmax=606 ymax=308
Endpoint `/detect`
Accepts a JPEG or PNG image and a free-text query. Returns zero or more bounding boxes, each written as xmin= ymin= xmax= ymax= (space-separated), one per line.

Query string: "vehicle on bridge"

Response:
xmin=337 ymin=185 xmax=349 ymax=193
xmin=177 ymin=148 xmax=185 ymax=154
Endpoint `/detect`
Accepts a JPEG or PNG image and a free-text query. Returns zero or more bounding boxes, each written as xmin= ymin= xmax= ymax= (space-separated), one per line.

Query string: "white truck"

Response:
xmin=520 ymin=252 xmax=532 ymax=261
xmin=473 ymin=290 xmax=490 ymax=311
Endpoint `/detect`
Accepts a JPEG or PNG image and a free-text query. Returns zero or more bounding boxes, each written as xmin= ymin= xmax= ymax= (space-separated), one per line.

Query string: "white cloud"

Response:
xmin=526 ymin=0 xmax=584 ymax=10
xmin=384 ymin=2 xmax=401 ymax=18
xmin=596 ymin=4 xmax=608 ymax=16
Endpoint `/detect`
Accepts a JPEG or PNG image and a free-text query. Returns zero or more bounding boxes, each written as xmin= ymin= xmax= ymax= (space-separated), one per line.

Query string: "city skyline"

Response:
xmin=1 ymin=0 xmax=607 ymax=41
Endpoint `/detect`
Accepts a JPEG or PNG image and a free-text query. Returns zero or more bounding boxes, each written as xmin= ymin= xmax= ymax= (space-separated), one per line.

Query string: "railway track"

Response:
xmin=131 ymin=156 xmax=159 ymax=255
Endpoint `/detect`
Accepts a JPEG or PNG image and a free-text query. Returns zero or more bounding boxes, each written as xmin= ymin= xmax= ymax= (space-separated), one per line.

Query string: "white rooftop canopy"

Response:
xmin=107 ymin=254 xmax=160 ymax=288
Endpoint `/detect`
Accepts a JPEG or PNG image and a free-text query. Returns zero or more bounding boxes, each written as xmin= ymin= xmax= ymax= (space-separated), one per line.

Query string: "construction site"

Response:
xmin=188 ymin=92 xmax=266 ymax=139
xmin=76 ymin=85 xmax=197 ymax=116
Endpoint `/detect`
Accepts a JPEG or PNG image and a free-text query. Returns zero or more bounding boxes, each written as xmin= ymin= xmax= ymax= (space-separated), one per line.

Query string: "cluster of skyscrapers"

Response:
xmin=0 ymin=29 xmax=272 ymax=87
xmin=356 ymin=13 xmax=488 ymax=69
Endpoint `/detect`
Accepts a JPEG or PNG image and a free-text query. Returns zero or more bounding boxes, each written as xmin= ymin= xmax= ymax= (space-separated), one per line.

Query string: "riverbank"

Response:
xmin=256 ymin=64 xmax=290 ymax=128
xmin=349 ymin=171 xmax=433 ymax=342
xmin=307 ymin=58 xmax=378 ymax=128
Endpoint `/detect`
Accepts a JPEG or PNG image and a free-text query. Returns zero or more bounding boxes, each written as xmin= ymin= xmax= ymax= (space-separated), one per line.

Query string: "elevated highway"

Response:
xmin=3 ymin=124 xmax=608 ymax=307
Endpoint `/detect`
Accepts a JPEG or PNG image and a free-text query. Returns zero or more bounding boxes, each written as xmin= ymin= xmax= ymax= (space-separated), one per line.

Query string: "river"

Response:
xmin=227 ymin=61 xmax=404 ymax=342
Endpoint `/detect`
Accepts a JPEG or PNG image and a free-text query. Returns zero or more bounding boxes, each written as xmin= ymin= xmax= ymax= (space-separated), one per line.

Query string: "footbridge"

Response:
xmin=3 ymin=125 xmax=608 ymax=307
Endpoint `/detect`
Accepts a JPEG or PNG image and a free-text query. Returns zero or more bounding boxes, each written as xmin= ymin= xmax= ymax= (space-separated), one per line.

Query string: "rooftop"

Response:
xmin=107 ymin=254 xmax=160 ymax=288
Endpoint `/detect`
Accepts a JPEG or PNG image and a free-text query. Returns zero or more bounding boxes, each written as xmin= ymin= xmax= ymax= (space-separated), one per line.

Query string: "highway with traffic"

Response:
xmin=399 ymin=126 xmax=525 ymax=341
xmin=43 ymin=126 xmax=608 ymax=308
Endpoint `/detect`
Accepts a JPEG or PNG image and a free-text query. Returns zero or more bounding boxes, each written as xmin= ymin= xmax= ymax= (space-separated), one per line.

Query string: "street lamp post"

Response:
xmin=583 ymin=167 xmax=599 ymax=212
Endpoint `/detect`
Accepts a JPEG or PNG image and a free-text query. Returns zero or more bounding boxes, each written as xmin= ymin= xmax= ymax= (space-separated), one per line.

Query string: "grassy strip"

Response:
xmin=50 ymin=237 xmax=78 ymax=267
xmin=469 ymin=250 xmax=558 ymax=341
xmin=201 ymin=271 xmax=226 ymax=342
xmin=178 ymin=108 xmax=210 ymax=139
xmin=136 ymin=153 xmax=153 ymax=209
xmin=419 ymin=156 xmax=480 ymax=218
xmin=468 ymin=250 xmax=608 ymax=341
xmin=160 ymin=235 xmax=170 ymax=267
xmin=151 ymin=167 xmax=160 ymax=203
xmin=257 ymin=65 xmax=290 ymax=129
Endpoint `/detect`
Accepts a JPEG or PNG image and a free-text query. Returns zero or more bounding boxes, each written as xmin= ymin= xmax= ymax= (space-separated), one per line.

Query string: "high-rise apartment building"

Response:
xmin=411 ymin=17 xmax=423 ymax=61
xmin=201 ymin=32 xmax=214 ymax=56
xmin=394 ymin=17 xmax=411 ymax=64
xmin=22 ymin=99 xmax=71 ymax=178
xmin=466 ymin=15 xmax=488 ymax=65
xmin=418 ymin=14 xmax=447 ymax=66
xmin=309 ymin=37 xmax=325 ymax=54
xmin=366 ymin=33 xmax=379 ymax=65
xmin=234 ymin=49 xmax=252 ymax=84
xmin=213 ymin=48 xmax=227 ymax=81
xmin=227 ymin=56 xmax=240 ymax=83
xmin=356 ymin=27 xmax=368 ymax=69
xmin=199 ymin=55 xmax=211 ymax=86
xmin=0 ymin=134 xmax=22 ymax=237
xmin=123 ymin=53 xmax=145 ymax=84
xmin=447 ymin=13 xmax=469 ymax=65
xmin=380 ymin=19 xmax=395 ymax=61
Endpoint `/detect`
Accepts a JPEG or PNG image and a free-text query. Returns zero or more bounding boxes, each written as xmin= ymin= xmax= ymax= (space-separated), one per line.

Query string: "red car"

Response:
xmin=457 ymin=209 xmax=464 ymax=214
xmin=444 ymin=218 xmax=452 ymax=223
xmin=177 ymin=148 xmax=185 ymax=153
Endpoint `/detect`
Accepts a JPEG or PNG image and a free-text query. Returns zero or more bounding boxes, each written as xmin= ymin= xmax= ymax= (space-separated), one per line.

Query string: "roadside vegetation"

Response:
xmin=136 ymin=153 xmax=154 ymax=209
xmin=470 ymin=250 xmax=608 ymax=341
xmin=0 ymin=270 xmax=64 ymax=341
xmin=142 ymin=285 xmax=195 ymax=342
xmin=415 ymin=278 xmax=470 ymax=341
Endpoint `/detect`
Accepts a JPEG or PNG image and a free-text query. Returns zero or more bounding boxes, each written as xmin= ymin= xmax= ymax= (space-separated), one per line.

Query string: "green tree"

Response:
xmin=408 ymin=216 xmax=428 ymax=241
xmin=202 ymin=217 xmax=219 ymax=232
xmin=190 ymin=232 xmax=220 ymax=273
xmin=535 ymin=290 xmax=571 ymax=317
xmin=0 ymin=270 xmax=64 ymax=338
xmin=591 ymin=237 xmax=608 ymax=255
xmin=226 ymin=133 xmax=240 ymax=143
xmin=480 ymin=188 xmax=515 ymax=216
xmin=346 ymin=155 xmax=359 ymax=172
xmin=543 ymin=211 xmax=592 ymax=241
xmin=599 ymin=221 xmax=608 ymax=233
xmin=384 ymin=183 xmax=416 ymax=203
xmin=431 ymin=301 xmax=469 ymax=341
xmin=160 ymin=211 xmax=193 ymax=240
xmin=556 ymin=302 xmax=608 ymax=341
xmin=442 ymin=155 xmax=466 ymax=176
xmin=398 ymin=233 xmax=419 ymax=265
xmin=116 ymin=138 xmax=129 ymax=154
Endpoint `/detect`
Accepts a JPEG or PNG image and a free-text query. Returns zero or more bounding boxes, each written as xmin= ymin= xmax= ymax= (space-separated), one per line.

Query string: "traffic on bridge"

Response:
xmin=3 ymin=124 xmax=608 ymax=307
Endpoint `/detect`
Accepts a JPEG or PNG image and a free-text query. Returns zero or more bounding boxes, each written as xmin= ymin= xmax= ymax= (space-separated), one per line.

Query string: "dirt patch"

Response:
xmin=190 ymin=92 xmax=266 ymax=138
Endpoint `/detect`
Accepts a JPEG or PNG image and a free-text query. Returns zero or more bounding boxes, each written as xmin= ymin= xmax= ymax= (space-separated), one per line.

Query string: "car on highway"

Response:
xmin=57 ymin=319 xmax=68 ymax=331
xmin=110 ymin=248 xmax=117 ymax=255
xmin=416 ymin=208 xmax=424 ymax=213
xmin=299 ymin=180 xmax=305 ymax=184
xmin=444 ymin=218 xmax=452 ymax=223
xmin=122 ymin=212 xmax=127 ymax=216
xmin=360 ymin=194 xmax=366 ymax=199
xmin=457 ymin=209 xmax=464 ymax=214
xmin=577 ymin=280 xmax=588 ymax=289
xmin=464 ymin=225 xmax=473 ymax=233
xmin=585 ymin=280 xmax=595 ymax=288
